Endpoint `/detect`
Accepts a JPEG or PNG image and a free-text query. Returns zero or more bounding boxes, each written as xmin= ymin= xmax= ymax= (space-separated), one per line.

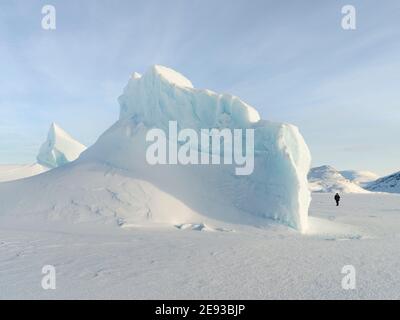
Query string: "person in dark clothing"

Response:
xmin=334 ymin=193 xmax=341 ymax=206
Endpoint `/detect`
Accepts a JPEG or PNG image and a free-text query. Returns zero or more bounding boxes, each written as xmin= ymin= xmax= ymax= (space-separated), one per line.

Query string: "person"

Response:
xmin=334 ymin=193 xmax=341 ymax=206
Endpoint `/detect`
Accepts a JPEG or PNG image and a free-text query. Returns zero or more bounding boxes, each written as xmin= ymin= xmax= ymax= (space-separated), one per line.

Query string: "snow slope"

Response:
xmin=0 ymin=164 xmax=48 ymax=183
xmin=37 ymin=123 xmax=86 ymax=169
xmin=340 ymin=170 xmax=379 ymax=186
xmin=1 ymin=193 xmax=400 ymax=299
xmin=0 ymin=65 xmax=311 ymax=232
xmin=308 ymin=165 xmax=369 ymax=193
xmin=366 ymin=171 xmax=400 ymax=194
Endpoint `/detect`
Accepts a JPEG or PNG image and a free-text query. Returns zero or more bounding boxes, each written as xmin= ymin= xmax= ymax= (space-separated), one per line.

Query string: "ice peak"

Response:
xmin=131 ymin=72 xmax=142 ymax=80
xmin=37 ymin=123 xmax=87 ymax=168
xmin=49 ymin=122 xmax=69 ymax=138
xmin=149 ymin=65 xmax=194 ymax=88
xmin=118 ymin=65 xmax=260 ymax=127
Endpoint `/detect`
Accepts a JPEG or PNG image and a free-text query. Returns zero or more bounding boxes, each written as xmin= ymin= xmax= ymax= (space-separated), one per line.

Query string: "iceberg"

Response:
xmin=118 ymin=65 xmax=261 ymax=130
xmin=37 ymin=123 xmax=87 ymax=168
xmin=0 ymin=123 xmax=86 ymax=182
xmin=0 ymin=66 xmax=311 ymax=232
xmin=83 ymin=65 xmax=312 ymax=231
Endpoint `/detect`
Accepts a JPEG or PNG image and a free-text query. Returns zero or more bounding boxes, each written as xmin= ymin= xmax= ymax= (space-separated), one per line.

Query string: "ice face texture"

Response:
xmin=37 ymin=123 xmax=87 ymax=168
xmin=119 ymin=65 xmax=260 ymax=129
xmin=84 ymin=65 xmax=312 ymax=231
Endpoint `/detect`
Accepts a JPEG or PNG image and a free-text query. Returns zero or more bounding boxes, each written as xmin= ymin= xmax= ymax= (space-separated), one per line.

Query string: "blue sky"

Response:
xmin=0 ymin=0 xmax=399 ymax=175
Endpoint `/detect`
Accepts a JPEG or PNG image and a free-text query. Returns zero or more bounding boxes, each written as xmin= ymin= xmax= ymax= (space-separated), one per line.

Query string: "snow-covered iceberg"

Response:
xmin=0 ymin=66 xmax=311 ymax=232
xmin=0 ymin=123 xmax=86 ymax=183
xmin=37 ymin=123 xmax=86 ymax=168
xmin=82 ymin=65 xmax=311 ymax=231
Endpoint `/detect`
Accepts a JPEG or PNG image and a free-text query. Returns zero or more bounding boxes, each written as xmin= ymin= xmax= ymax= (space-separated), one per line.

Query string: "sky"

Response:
xmin=0 ymin=0 xmax=399 ymax=176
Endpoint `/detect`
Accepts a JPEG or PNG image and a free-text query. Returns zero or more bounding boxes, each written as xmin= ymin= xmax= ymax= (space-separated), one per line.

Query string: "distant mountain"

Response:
xmin=308 ymin=165 xmax=369 ymax=193
xmin=340 ymin=170 xmax=380 ymax=187
xmin=365 ymin=171 xmax=400 ymax=194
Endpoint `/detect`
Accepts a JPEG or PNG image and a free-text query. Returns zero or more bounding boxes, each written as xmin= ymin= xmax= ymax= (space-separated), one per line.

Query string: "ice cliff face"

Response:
xmin=84 ymin=65 xmax=311 ymax=232
xmin=37 ymin=123 xmax=86 ymax=168
xmin=118 ymin=65 xmax=261 ymax=130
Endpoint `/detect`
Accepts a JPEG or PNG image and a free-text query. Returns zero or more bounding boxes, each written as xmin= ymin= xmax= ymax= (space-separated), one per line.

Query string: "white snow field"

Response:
xmin=0 ymin=193 xmax=400 ymax=299
xmin=308 ymin=165 xmax=369 ymax=193
xmin=2 ymin=66 xmax=398 ymax=299
xmin=0 ymin=123 xmax=86 ymax=183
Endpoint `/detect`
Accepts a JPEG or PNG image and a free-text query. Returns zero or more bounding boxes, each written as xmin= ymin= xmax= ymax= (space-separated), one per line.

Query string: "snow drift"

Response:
xmin=37 ymin=123 xmax=86 ymax=168
xmin=0 ymin=65 xmax=311 ymax=232
xmin=0 ymin=164 xmax=48 ymax=183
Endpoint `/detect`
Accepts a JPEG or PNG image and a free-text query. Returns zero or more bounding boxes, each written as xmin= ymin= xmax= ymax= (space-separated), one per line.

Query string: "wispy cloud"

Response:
xmin=0 ymin=0 xmax=399 ymax=174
